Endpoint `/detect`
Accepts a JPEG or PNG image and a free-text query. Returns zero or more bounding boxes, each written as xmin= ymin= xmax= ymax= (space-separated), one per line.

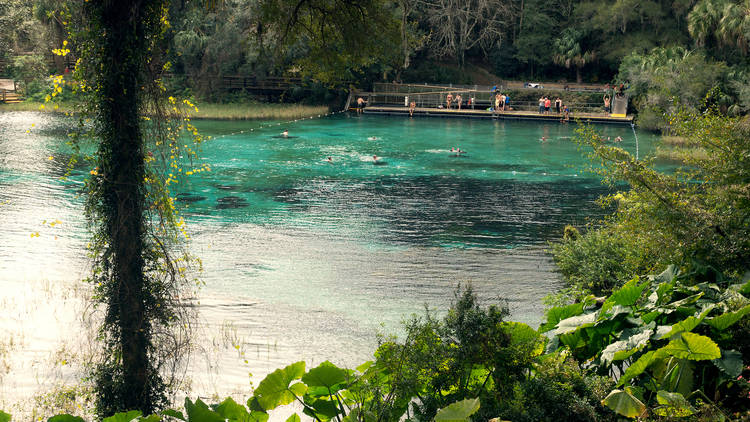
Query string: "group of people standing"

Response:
xmin=491 ymin=90 xmax=511 ymax=112
xmin=445 ymin=93 xmax=470 ymax=109
xmin=538 ymin=96 xmax=570 ymax=120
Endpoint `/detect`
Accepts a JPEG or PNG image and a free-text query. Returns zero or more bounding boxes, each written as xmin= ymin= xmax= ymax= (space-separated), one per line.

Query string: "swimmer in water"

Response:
xmin=541 ymin=136 xmax=547 ymax=142
xmin=373 ymin=155 xmax=378 ymax=163
xmin=367 ymin=136 xmax=379 ymax=140
xmin=326 ymin=156 xmax=332 ymax=163
xmin=281 ymin=129 xmax=289 ymax=137
xmin=614 ymin=136 xmax=623 ymax=142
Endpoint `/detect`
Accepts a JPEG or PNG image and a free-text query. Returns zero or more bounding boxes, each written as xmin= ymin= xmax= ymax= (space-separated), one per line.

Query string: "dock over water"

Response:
xmin=362 ymin=105 xmax=633 ymax=124
xmin=350 ymin=82 xmax=633 ymax=125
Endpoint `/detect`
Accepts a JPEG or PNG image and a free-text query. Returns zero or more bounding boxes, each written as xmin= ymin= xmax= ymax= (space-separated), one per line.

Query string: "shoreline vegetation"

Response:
xmin=0 ymin=101 xmax=329 ymax=120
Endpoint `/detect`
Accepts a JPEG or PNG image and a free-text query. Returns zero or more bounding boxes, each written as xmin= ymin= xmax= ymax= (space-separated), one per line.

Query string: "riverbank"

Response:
xmin=0 ymin=101 xmax=329 ymax=120
xmin=188 ymin=103 xmax=328 ymax=120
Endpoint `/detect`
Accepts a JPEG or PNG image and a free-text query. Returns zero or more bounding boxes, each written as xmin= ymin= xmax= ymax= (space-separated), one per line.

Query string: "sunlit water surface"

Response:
xmin=0 ymin=112 xmax=658 ymax=407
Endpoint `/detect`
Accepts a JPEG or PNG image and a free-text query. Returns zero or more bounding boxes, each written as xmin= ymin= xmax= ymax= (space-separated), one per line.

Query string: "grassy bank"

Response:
xmin=188 ymin=103 xmax=329 ymax=120
xmin=0 ymin=101 xmax=75 ymax=113
xmin=1 ymin=101 xmax=330 ymax=120
xmin=654 ymin=134 xmax=708 ymax=161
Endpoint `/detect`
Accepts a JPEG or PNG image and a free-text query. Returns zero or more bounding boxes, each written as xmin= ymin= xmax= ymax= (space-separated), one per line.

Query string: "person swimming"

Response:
xmin=272 ymin=129 xmax=297 ymax=139
xmin=451 ymin=147 xmax=466 ymax=157
xmin=372 ymin=155 xmax=387 ymax=165
xmin=367 ymin=136 xmax=379 ymax=140
xmin=326 ymin=156 xmax=333 ymax=163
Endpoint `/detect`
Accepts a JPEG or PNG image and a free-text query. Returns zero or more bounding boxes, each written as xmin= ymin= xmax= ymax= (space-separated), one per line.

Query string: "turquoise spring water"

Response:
xmin=0 ymin=111 xmax=660 ymax=399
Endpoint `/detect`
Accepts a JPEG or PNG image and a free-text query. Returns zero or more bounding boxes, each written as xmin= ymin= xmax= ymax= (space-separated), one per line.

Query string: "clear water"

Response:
xmin=0 ymin=111 xmax=659 ymax=403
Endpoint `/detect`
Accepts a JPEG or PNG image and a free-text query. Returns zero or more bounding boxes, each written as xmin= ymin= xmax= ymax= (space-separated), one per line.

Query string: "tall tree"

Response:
xmin=421 ymin=0 xmax=515 ymax=67
xmin=553 ymin=27 xmax=594 ymax=83
xmin=259 ymin=0 xmax=401 ymax=83
xmin=76 ymin=0 xmax=173 ymax=414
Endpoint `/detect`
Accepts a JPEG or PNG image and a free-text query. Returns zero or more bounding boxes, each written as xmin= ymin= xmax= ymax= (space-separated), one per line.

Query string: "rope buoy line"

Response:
xmin=631 ymin=122 xmax=639 ymax=160
xmin=210 ymin=109 xmax=349 ymax=141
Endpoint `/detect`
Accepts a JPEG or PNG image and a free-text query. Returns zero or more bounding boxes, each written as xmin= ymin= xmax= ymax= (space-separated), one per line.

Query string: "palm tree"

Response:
xmin=553 ymin=28 xmax=595 ymax=83
xmin=718 ymin=0 xmax=750 ymax=54
xmin=688 ymin=0 xmax=727 ymax=46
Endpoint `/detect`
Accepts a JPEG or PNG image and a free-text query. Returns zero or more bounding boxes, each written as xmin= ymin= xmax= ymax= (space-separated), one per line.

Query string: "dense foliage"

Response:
xmin=553 ymin=110 xmax=750 ymax=295
xmin=3 ymin=0 xmax=750 ymax=123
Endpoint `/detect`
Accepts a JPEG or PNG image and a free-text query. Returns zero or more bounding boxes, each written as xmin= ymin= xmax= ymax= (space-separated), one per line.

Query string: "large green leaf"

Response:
xmin=654 ymin=391 xmax=694 ymax=417
xmin=355 ymin=361 xmax=373 ymax=373
xmin=601 ymin=388 xmax=647 ymax=418
xmin=618 ymin=350 xmax=658 ymax=386
xmin=558 ymin=329 xmax=587 ymax=351
xmin=213 ymin=397 xmax=268 ymax=422
xmin=706 ymin=305 xmax=750 ymax=331
xmin=434 ymin=398 xmax=480 ymax=422
xmin=653 ymin=265 xmax=678 ymax=284
xmin=539 ymin=302 xmax=584 ymax=333
xmin=603 ymin=278 xmax=649 ymax=310
xmin=554 ymin=312 xmax=597 ymax=335
xmin=642 ymin=310 xmax=663 ymax=324
xmin=48 ymin=415 xmax=85 ymax=422
xmin=661 ymin=332 xmax=721 ymax=361
xmin=285 ymin=414 xmax=300 ymax=422
xmin=713 ymin=349 xmax=744 ymax=378
xmin=665 ymin=292 xmax=704 ymax=309
xmin=185 ymin=398 xmax=224 ymax=422
xmin=739 ymin=273 xmax=750 ymax=296
xmin=103 ymin=411 xmax=142 ymax=422
xmin=601 ymin=328 xmax=653 ymax=365
xmin=301 ymin=361 xmax=348 ymax=392
xmin=0 ymin=411 xmax=9 ymax=422
xmin=162 ymin=410 xmax=185 ymax=421
xmin=214 ymin=397 xmax=247 ymax=419
xmin=303 ymin=398 xmax=340 ymax=420
xmin=668 ymin=360 xmax=695 ymax=396
xmin=660 ymin=306 xmax=713 ymax=339
xmin=253 ymin=361 xmax=307 ymax=410
xmin=341 ymin=407 xmax=376 ymax=422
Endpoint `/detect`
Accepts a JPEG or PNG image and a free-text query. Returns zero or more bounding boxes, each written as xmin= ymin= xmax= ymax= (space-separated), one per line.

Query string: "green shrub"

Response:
xmin=503 ymin=353 xmax=616 ymax=422
xmin=374 ymin=284 xmax=544 ymax=421
xmin=551 ymin=226 xmax=649 ymax=295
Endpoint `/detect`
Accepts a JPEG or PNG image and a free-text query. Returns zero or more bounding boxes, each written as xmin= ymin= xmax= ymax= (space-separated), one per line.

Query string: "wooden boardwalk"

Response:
xmin=0 ymin=79 xmax=21 ymax=104
xmin=359 ymin=105 xmax=633 ymax=124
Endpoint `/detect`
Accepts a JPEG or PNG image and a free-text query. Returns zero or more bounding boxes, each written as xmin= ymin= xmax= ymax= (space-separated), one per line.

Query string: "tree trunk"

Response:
xmin=576 ymin=66 xmax=582 ymax=84
xmin=95 ymin=0 xmax=154 ymax=413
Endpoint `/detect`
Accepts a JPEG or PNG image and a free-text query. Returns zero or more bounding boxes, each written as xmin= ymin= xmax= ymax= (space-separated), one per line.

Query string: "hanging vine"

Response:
xmin=45 ymin=0 xmax=207 ymax=416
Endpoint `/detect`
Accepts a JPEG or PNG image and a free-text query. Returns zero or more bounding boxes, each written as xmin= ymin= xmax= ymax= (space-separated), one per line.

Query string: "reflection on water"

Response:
xmin=0 ymin=112 xmax=658 ymax=406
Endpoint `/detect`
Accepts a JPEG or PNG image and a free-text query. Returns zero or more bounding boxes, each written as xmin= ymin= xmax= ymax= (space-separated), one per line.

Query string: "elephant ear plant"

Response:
xmin=541 ymin=264 xmax=750 ymax=419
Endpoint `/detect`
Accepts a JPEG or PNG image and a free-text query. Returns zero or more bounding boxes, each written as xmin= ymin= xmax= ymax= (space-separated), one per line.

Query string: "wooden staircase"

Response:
xmin=1 ymin=90 xmax=22 ymax=103
xmin=0 ymin=78 xmax=21 ymax=104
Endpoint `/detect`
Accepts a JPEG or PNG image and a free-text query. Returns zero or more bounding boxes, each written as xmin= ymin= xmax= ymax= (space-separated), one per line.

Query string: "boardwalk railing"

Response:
xmin=373 ymin=81 xmax=611 ymax=95
xmin=360 ymin=89 xmax=615 ymax=114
